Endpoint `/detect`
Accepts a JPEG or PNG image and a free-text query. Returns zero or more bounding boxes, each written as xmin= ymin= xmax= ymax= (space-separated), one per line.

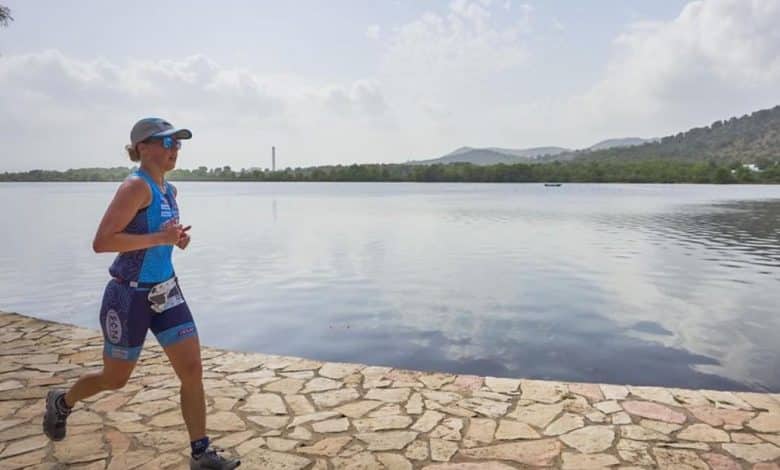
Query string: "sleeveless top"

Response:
xmin=108 ymin=169 xmax=179 ymax=283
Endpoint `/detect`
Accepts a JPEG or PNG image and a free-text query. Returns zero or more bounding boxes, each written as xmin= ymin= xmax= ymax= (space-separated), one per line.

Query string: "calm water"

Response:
xmin=1 ymin=182 xmax=779 ymax=392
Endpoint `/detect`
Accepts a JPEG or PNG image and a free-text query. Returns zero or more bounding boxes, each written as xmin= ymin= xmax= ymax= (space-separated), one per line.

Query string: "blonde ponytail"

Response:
xmin=125 ymin=144 xmax=141 ymax=162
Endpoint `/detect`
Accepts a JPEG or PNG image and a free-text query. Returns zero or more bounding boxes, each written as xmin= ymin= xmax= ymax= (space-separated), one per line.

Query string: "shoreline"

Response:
xmin=1 ymin=310 xmax=779 ymax=468
xmin=3 ymin=181 xmax=780 ymax=185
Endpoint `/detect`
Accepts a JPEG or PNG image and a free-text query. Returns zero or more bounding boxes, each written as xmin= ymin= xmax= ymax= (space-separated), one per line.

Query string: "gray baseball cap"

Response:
xmin=130 ymin=117 xmax=192 ymax=147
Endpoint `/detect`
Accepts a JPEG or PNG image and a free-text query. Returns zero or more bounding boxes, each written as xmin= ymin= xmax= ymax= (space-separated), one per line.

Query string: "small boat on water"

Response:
xmin=544 ymin=183 xmax=562 ymax=187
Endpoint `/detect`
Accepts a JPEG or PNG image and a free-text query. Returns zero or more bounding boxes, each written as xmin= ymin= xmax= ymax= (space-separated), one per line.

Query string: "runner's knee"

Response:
xmin=177 ymin=359 xmax=203 ymax=386
xmin=101 ymin=368 xmax=132 ymax=390
xmin=101 ymin=372 xmax=130 ymax=390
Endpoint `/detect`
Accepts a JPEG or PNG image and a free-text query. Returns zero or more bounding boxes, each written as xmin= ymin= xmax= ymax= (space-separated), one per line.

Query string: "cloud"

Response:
xmin=0 ymin=50 xmax=125 ymax=105
xmin=378 ymin=0 xmax=530 ymax=133
xmin=383 ymin=0 xmax=528 ymax=84
xmin=0 ymin=50 xmax=390 ymax=170
xmin=0 ymin=51 xmax=282 ymax=118
xmin=365 ymin=24 xmax=381 ymax=40
xmin=0 ymin=1 xmax=535 ymax=170
xmin=320 ymin=80 xmax=388 ymax=118
xmin=574 ymin=0 xmax=780 ymax=139
xmin=518 ymin=3 xmax=534 ymax=31
xmin=2 ymin=0 xmax=780 ymax=170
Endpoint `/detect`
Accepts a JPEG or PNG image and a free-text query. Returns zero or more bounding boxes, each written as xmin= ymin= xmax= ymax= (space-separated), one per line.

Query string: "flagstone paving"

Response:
xmin=1 ymin=311 xmax=779 ymax=469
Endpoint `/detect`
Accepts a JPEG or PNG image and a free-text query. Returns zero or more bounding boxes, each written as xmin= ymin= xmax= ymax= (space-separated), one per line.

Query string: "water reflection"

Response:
xmin=1 ymin=183 xmax=779 ymax=391
xmin=652 ymin=201 xmax=780 ymax=268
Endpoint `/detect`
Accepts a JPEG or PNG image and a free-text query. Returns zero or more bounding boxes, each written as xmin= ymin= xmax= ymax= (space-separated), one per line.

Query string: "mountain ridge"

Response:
xmin=413 ymin=139 xmax=655 ymax=166
xmin=567 ymin=105 xmax=780 ymax=164
xmin=411 ymin=104 xmax=779 ymax=166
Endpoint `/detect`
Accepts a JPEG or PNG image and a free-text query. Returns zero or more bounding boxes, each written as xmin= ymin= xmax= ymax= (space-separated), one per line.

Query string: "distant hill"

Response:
xmin=414 ymin=139 xmax=654 ymax=166
xmin=587 ymin=137 xmax=656 ymax=151
xmin=569 ymin=105 xmax=780 ymax=164
xmin=412 ymin=104 xmax=780 ymax=166
xmin=482 ymin=146 xmax=570 ymax=158
xmin=411 ymin=146 xmax=570 ymax=165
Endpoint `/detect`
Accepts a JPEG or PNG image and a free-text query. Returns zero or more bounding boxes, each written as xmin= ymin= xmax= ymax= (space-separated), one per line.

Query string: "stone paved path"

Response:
xmin=1 ymin=311 xmax=780 ymax=469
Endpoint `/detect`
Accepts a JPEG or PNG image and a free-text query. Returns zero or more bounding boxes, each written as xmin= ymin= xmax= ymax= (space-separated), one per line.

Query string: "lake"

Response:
xmin=1 ymin=182 xmax=778 ymax=392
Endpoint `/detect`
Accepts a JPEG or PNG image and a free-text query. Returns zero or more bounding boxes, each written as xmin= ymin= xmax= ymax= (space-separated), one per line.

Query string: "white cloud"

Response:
xmin=319 ymin=80 xmax=388 ymax=118
xmin=573 ymin=0 xmax=780 ymax=140
xmin=365 ymin=24 xmax=381 ymax=40
xmin=382 ymin=1 xmax=528 ymax=85
xmin=378 ymin=0 xmax=530 ymax=136
xmin=0 ymin=50 xmax=392 ymax=170
xmin=518 ymin=3 xmax=534 ymax=31
xmin=0 ymin=1 xmax=536 ymax=171
xmin=2 ymin=0 xmax=780 ymax=171
xmin=0 ymin=51 xmax=282 ymax=118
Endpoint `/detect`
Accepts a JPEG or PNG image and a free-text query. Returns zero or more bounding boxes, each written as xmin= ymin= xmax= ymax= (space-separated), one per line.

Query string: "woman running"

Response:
xmin=43 ymin=117 xmax=240 ymax=470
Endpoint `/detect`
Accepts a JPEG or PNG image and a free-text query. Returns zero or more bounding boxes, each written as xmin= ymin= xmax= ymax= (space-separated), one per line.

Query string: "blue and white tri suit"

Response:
xmin=99 ymin=168 xmax=197 ymax=361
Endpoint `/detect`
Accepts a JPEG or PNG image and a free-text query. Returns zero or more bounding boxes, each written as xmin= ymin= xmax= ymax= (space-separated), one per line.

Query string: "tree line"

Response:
xmin=2 ymin=160 xmax=779 ymax=184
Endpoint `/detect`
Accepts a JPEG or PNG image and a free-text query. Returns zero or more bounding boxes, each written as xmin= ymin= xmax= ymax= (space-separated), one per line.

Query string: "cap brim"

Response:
xmin=151 ymin=128 xmax=192 ymax=140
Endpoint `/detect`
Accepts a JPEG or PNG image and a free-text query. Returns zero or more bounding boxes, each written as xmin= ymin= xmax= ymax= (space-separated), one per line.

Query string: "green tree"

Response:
xmin=3 ymin=159 xmax=780 ymax=184
xmin=713 ymin=167 xmax=736 ymax=184
xmin=0 ymin=5 xmax=12 ymax=28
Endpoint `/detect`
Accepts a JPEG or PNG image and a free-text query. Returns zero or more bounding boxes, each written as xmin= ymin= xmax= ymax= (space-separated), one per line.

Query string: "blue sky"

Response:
xmin=1 ymin=0 xmax=779 ymax=171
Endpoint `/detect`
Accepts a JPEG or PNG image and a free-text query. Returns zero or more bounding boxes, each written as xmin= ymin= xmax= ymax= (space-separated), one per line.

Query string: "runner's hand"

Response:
xmin=159 ymin=221 xmax=188 ymax=245
xmin=176 ymin=227 xmax=192 ymax=250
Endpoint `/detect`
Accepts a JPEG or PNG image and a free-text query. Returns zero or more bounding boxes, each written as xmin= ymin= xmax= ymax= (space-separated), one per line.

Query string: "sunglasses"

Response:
xmin=144 ymin=136 xmax=182 ymax=150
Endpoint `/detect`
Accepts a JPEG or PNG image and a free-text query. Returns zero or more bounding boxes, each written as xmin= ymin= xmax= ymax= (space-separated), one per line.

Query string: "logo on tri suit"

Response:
xmin=111 ymin=348 xmax=129 ymax=360
xmin=178 ymin=326 xmax=195 ymax=337
xmin=161 ymin=199 xmax=174 ymax=219
xmin=105 ymin=309 xmax=122 ymax=344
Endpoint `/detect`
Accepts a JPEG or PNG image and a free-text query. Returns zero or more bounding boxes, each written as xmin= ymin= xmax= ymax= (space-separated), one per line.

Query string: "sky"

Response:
xmin=1 ymin=0 xmax=780 ymax=171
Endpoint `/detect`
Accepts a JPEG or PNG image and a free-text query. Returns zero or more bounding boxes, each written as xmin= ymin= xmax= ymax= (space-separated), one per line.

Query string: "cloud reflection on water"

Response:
xmin=1 ymin=183 xmax=778 ymax=391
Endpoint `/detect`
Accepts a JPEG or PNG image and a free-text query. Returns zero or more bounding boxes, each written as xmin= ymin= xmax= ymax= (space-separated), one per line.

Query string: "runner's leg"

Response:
xmin=150 ymin=294 xmax=203 ymax=441
xmin=67 ymin=279 xmax=148 ymax=405
xmin=150 ymin=283 xmax=239 ymax=467
xmin=64 ymin=355 xmax=136 ymax=405
xmin=164 ymin=335 xmax=206 ymax=441
xmin=45 ymin=280 xmax=147 ymax=441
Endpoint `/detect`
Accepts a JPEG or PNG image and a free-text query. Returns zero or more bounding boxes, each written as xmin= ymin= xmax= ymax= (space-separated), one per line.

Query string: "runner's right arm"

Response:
xmin=92 ymin=178 xmax=183 ymax=253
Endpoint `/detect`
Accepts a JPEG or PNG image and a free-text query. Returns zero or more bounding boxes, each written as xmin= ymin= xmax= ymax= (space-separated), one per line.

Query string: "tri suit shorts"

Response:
xmin=99 ymin=277 xmax=197 ymax=361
